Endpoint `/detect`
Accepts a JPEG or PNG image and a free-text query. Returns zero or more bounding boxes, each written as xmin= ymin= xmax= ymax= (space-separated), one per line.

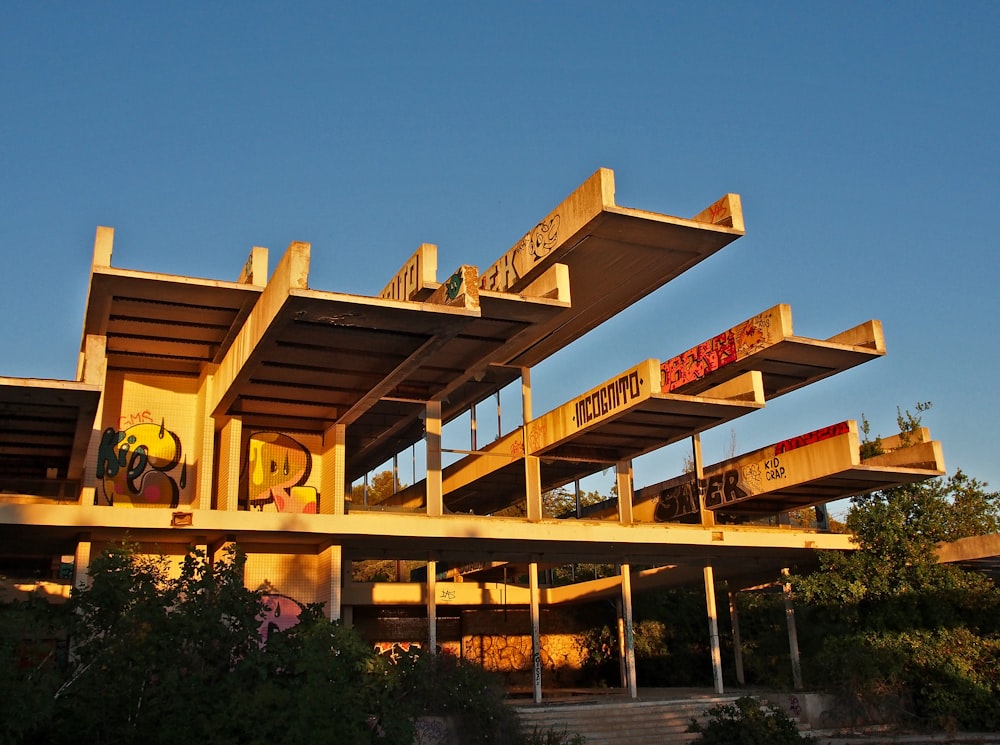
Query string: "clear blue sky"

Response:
xmin=2 ymin=2 xmax=997 ymax=505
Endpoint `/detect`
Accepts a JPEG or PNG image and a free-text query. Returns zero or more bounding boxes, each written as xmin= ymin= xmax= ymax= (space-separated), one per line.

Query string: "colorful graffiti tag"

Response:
xmin=258 ymin=593 xmax=305 ymax=642
xmin=373 ymin=641 xmax=459 ymax=660
xmin=653 ymin=421 xmax=853 ymax=521
xmin=774 ymin=421 xmax=850 ymax=455
xmin=660 ymin=309 xmax=777 ymax=392
xmin=653 ymin=470 xmax=749 ymax=522
xmin=240 ymin=432 xmax=316 ymax=513
xmin=96 ymin=420 xmax=185 ymax=507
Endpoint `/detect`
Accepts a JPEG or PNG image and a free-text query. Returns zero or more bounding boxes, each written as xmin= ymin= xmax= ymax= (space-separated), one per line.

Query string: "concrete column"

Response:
xmin=425 ymin=401 xmax=443 ymax=517
xmin=522 ymin=368 xmax=543 ymax=522
xmin=616 ymin=599 xmax=627 ymax=687
xmin=73 ymin=536 xmax=92 ymax=590
xmin=529 ymin=560 xmax=542 ymax=703
xmin=217 ymin=417 xmax=242 ymax=511
xmin=704 ymin=564 xmax=724 ymax=694
xmin=321 ymin=424 xmax=346 ymax=515
xmin=621 ymin=563 xmax=638 ymax=699
xmin=525 ymin=454 xmax=543 ymax=522
xmin=616 ymin=459 xmax=634 ymax=526
xmin=728 ymin=591 xmax=745 ymax=686
xmin=783 ymin=569 xmax=803 ymax=690
xmin=319 ymin=543 xmax=343 ymax=621
xmin=694 ymin=434 xmax=714 ymax=527
xmin=521 ymin=367 xmax=532 ymax=421
xmin=427 ymin=559 xmax=438 ymax=653
xmin=814 ymin=504 xmax=830 ymax=531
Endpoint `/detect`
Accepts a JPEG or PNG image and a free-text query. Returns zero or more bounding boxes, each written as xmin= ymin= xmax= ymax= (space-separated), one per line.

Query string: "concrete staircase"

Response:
xmin=513 ymin=693 xmax=742 ymax=744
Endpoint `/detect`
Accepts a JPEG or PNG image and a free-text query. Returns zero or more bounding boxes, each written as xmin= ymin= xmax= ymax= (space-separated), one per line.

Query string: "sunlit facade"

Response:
xmin=0 ymin=169 xmax=945 ymax=697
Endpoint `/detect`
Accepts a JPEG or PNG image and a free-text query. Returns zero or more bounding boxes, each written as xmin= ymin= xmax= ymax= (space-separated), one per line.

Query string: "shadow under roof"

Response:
xmin=0 ymin=378 xmax=101 ymax=485
xmin=82 ymin=266 xmax=262 ymax=377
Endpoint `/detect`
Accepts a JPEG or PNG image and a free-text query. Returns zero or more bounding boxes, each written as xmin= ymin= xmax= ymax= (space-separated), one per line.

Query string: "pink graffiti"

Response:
xmin=258 ymin=593 xmax=305 ymax=642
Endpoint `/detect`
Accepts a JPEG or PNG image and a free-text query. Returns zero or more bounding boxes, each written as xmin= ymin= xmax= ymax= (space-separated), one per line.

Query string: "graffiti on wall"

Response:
xmin=240 ymin=432 xmax=316 ymax=513
xmin=96 ymin=419 xmax=185 ymax=507
xmin=774 ymin=421 xmax=850 ymax=455
xmin=652 ymin=421 xmax=853 ymax=521
xmin=258 ymin=593 xmax=305 ymax=642
xmin=373 ymin=641 xmax=458 ymax=661
xmin=660 ymin=309 xmax=778 ymax=392
xmin=480 ymin=214 xmax=561 ymax=292
xmin=572 ymin=369 xmax=643 ymax=427
xmin=653 ymin=469 xmax=751 ymax=522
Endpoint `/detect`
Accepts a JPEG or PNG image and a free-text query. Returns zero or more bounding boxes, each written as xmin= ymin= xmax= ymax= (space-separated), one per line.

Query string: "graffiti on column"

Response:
xmin=96 ymin=419 xmax=185 ymax=507
xmin=258 ymin=593 xmax=305 ymax=642
xmin=240 ymin=432 xmax=315 ymax=513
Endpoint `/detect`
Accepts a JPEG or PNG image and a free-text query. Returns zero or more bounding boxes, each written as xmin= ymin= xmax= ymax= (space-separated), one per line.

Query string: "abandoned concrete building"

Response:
xmin=0 ymin=168 xmax=947 ymax=699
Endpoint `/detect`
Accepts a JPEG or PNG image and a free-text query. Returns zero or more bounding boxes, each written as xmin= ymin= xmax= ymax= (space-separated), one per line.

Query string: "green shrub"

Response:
xmin=523 ymin=727 xmax=587 ymax=745
xmin=687 ymin=696 xmax=815 ymax=744
xmin=386 ymin=646 xmax=523 ymax=745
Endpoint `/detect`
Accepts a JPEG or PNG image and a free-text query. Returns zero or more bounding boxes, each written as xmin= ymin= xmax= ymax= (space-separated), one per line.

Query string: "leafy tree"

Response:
xmin=790 ymin=467 xmax=1000 ymax=729
xmin=352 ymin=469 xmax=403 ymax=505
xmin=2 ymin=540 xmax=548 ymax=745
xmin=0 ymin=598 xmax=63 ymax=745
xmin=46 ymin=542 xmax=270 ymax=744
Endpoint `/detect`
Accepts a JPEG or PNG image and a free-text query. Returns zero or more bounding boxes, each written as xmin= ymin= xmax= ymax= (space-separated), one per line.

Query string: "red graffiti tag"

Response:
xmin=773 ymin=421 xmax=850 ymax=455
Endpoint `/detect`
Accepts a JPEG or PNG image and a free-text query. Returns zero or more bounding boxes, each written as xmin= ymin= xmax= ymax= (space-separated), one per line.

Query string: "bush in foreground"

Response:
xmin=687 ymin=696 xmax=815 ymax=745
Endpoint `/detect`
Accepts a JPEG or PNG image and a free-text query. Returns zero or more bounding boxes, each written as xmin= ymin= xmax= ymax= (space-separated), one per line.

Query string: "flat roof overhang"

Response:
xmin=936 ymin=533 xmax=1000 ymax=583
xmin=81 ymin=266 xmax=262 ymax=377
xmin=0 ymin=378 xmax=101 ymax=484
xmin=718 ymin=464 xmax=947 ymax=515
xmin=382 ymin=368 xmax=764 ymax=514
xmin=447 ymin=385 xmax=766 ymax=515
xmin=482 ymin=171 xmax=745 ymax=369
xmin=0 ymin=502 xmax=852 ymax=571
xmin=661 ymin=305 xmax=885 ymax=401
xmin=208 ymin=282 xmax=570 ymax=481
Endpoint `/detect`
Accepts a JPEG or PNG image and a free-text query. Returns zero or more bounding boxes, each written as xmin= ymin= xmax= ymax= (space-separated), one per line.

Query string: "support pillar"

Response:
xmin=694 ymin=434 xmax=714 ymax=527
xmin=616 ymin=599 xmax=626 ymax=687
xmin=728 ymin=591 xmax=745 ymax=686
xmin=621 ymin=563 xmax=638 ymax=699
xmin=319 ymin=543 xmax=343 ymax=621
xmin=616 ymin=459 xmax=634 ymax=526
xmin=73 ymin=536 xmax=92 ymax=590
xmin=427 ymin=558 xmax=438 ymax=653
xmin=704 ymin=564 xmax=724 ymax=694
xmin=522 ymin=368 xmax=543 ymax=522
xmin=783 ymin=569 xmax=803 ymax=690
xmin=321 ymin=424 xmax=347 ymax=515
xmin=425 ymin=401 xmax=443 ymax=517
xmin=217 ymin=417 xmax=242 ymax=511
xmin=814 ymin=504 xmax=830 ymax=531
xmin=529 ymin=559 xmax=542 ymax=703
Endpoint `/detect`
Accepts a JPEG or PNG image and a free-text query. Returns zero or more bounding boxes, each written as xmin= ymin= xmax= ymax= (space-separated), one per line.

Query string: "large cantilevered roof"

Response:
xmin=379 ymin=362 xmax=766 ymax=514
xmin=0 ymin=377 xmax=101 ymax=488
xmin=76 ymin=170 xmax=750 ymax=483
xmin=80 ymin=231 xmax=264 ymax=378
xmin=623 ymin=422 xmax=946 ymax=522
xmin=478 ymin=169 xmax=745 ymax=369
xmin=660 ymin=304 xmax=885 ymax=400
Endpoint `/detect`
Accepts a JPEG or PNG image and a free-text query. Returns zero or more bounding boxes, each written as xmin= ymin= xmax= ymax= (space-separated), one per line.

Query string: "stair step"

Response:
xmin=514 ymin=695 xmax=741 ymax=745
